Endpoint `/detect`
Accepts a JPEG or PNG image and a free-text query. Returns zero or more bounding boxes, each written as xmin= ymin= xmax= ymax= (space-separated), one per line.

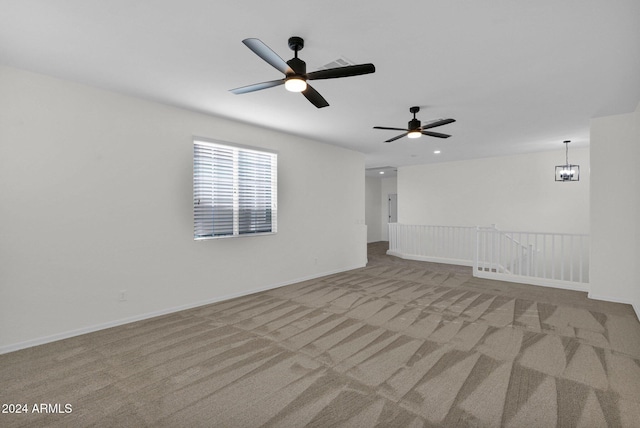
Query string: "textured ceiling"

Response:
xmin=2 ymin=0 xmax=639 ymax=169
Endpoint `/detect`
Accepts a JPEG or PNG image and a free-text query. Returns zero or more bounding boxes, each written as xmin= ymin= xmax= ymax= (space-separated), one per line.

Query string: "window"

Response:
xmin=194 ymin=139 xmax=277 ymax=239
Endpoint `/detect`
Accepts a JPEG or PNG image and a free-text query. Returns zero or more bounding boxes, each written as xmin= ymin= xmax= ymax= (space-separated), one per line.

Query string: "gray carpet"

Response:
xmin=2 ymin=242 xmax=640 ymax=427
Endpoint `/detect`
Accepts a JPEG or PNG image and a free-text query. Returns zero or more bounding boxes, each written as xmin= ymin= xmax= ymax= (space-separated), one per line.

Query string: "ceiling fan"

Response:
xmin=374 ymin=106 xmax=456 ymax=142
xmin=229 ymin=36 xmax=375 ymax=108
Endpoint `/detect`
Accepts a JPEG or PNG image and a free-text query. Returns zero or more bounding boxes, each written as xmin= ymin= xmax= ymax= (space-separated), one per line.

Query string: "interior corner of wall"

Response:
xmin=632 ymin=302 xmax=640 ymax=322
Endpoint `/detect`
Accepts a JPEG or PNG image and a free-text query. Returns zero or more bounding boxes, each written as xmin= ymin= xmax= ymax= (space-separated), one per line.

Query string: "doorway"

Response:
xmin=388 ymin=193 xmax=397 ymax=223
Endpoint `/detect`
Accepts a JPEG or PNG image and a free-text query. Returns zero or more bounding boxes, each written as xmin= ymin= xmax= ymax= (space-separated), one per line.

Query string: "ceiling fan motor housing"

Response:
xmin=408 ymin=118 xmax=421 ymax=130
xmin=287 ymin=57 xmax=306 ymax=75
xmin=288 ymin=36 xmax=304 ymax=52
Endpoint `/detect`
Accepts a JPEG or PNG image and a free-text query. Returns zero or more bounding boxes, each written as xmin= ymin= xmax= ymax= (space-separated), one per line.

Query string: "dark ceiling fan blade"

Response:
xmin=384 ymin=132 xmax=409 ymax=143
xmin=421 ymin=130 xmax=451 ymax=138
xmin=242 ymin=38 xmax=294 ymax=75
xmin=302 ymin=84 xmax=329 ymax=108
xmin=374 ymin=126 xmax=409 ymax=132
xmin=229 ymin=79 xmax=285 ymax=94
xmin=421 ymin=118 xmax=456 ymax=130
xmin=307 ymin=63 xmax=376 ymax=80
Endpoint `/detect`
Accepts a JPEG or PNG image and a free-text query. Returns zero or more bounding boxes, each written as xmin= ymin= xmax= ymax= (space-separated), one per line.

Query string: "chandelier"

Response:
xmin=555 ymin=140 xmax=580 ymax=182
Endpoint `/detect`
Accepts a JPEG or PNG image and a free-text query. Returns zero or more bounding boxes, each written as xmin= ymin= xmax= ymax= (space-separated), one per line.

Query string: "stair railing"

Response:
xmin=475 ymin=227 xmax=589 ymax=291
xmin=388 ymin=223 xmax=589 ymax=291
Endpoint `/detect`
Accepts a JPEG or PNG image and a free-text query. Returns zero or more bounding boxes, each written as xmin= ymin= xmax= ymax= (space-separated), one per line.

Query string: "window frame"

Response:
xmin=193 ymin=137 xmax=278 ymax=240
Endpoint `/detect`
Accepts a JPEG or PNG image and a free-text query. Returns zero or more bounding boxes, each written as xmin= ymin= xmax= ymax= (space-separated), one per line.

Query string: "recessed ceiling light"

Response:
xmin=434 ymin=150 xmax=441 ymax=154
xmin=379 ymin=171 xmax=385 ymax=175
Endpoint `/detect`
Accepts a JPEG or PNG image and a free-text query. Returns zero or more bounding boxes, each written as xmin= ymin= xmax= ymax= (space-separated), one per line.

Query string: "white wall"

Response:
xmin=589 ymin=105 xmax=640 ymax=317
xmin=365 ymin=176 xmax=397 ymax=242
xmin=365 ymin=176 xmax=382 ymax=242
xmin=398 ymin=149 xmax=590 ymax=234
xmin=380 ymin=177 xmax=397 ymax=241
xmin=0 ymin=66 xmax=367 ymax=352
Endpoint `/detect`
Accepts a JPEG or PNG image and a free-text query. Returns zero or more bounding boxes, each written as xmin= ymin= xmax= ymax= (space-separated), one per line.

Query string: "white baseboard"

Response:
xmin=475 ymin=271 xmax=588 ymax=292
xmin=588 ymin=293 xmax=640 ymax=322
xmin=587 ymin=292 xmax=632 ymax=305
xmin=386 ymin=250 xmax=473 ymax=267
xmin=0 ymin=263 xmax=366 ymax=355
xmin=386 ymin=250 xmax=590 ymax=293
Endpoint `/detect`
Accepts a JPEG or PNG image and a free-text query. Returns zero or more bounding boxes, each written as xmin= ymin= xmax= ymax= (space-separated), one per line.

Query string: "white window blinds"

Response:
xmin=194 ymin=139 xmax=277 ymax=239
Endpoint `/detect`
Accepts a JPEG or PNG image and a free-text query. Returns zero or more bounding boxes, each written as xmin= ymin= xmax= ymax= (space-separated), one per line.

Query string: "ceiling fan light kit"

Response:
xmin=284 ymin=76 xmax=307 ymax=92
xmin=230 ymin=36 xmax=375 ymax=108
